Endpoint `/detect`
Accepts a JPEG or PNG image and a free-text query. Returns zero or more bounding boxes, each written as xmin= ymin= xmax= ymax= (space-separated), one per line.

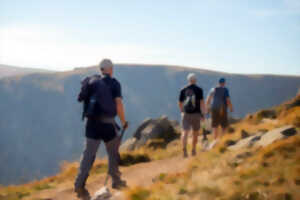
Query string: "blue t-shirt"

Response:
xmin=208 ymin=86 xmax=230 ymax=110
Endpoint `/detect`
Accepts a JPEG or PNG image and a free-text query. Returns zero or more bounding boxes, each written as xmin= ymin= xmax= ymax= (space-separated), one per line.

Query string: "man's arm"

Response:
xmin=178 ymin=89 xmax=184 ymax=113
xmin=205 ymin=94 xmax=213 ymax=114
xmin=200 ymin=99 xmax=205 ymax=116
xmin=115 ymin=97 xmax=127 ymax=128
xmin=178 ymin=101 xmax=183 ymax=113
xmin=225 ymin=88 xmax=233 ymax=112
xmin=226 ymin=97 xmax=233 ymax=112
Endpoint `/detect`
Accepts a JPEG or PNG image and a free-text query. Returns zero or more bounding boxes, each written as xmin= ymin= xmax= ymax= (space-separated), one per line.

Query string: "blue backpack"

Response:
xmin=78 ymin=75 xmax=117 ymax=120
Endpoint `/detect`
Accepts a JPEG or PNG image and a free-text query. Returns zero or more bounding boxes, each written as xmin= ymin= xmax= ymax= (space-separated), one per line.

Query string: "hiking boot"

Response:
xmin=183 ymin=149 xmax=188 ymax=158
xmin=192 ymin=149 xmax=196 ymax=156
xmin=75 ymin=187 xmax=90 ymax=199
xmin=112 ymin=179 xmax=127 ymax=190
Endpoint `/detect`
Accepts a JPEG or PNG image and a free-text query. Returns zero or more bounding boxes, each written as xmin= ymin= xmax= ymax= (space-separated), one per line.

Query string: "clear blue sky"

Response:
xmin=0 ymin=0 xmax=299 ymax=75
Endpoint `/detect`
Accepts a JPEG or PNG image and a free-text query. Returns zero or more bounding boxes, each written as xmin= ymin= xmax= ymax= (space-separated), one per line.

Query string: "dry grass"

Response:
xmin=128 ymin=133 xmax=300 ymax=199
xmin=0 ymin=159 xmax=108 ymax=200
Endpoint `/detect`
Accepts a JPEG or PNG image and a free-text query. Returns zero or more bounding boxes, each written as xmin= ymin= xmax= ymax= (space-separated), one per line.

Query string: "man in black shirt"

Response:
xmin=75 ymin=59 xmax=128 ymax=198
xmin=178 ymin=73 xmax=205 ymax=157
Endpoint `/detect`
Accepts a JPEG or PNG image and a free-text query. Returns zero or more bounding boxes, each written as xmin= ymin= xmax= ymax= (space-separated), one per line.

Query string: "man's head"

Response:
xmin=187 ymin=73 xmax=197 ymax=84
xmin=99 ymin=59 xmax=114 ymax=76
xmin=219 ymin=78 xmax=226 ymax=87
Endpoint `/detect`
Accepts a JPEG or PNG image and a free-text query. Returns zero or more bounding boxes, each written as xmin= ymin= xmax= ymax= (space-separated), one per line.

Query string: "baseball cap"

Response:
xmin=219 ymin=78 xmax=226 ymax=83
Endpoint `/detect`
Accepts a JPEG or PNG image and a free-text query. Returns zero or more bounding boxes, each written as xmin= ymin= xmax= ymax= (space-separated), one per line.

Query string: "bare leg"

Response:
xmin=212 ymin=127 xmax=219 ymax=140
xmin=221 ymin=127 xmax=227 ymax=138
xmin=209 ymin=127 xmax=219 ymax=149
xmin=192 ymin=131 xmax=199 ymax=155
xmin=181 ymin=130 xmax=189 ymax=157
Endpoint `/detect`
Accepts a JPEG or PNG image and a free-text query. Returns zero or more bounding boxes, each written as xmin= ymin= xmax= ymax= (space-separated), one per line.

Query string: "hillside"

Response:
xmin=0 ymin=95 xmax=299 ymax=200
xmin=0 ymin=64 xmax=53 ymax=79
xmin=0 ymin=64 xmax=300 ymax=185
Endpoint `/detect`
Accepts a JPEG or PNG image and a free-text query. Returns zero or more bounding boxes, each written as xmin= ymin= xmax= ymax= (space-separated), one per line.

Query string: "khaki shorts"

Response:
xmin=211 ymin=108 xmax=228 ymax=128
xmin=181 ymin=113 xmax=202 ymax=131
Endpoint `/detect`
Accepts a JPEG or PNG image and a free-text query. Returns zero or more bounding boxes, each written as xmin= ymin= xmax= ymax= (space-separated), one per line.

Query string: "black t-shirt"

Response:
xmin=86 ymin=74 xmax=122 ymax=141
xmin=179 ymin=84 xmax=203 ymax=113
xmin=102 ymin=75 xmax=122 ymax=99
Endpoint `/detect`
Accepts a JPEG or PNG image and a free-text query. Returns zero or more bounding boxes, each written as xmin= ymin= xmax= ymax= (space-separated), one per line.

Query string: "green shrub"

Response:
xmin=33 ymin=183 xmax=52 ymax=191
xmin=178 ymin=187 xmax=188 ymax=195
xmin=120 ymin=153 xmax=151 ymax=166
xmin=256 ymin=109 xmax=277 ymax=121
xmin=228 ymin=126 xmax=235 ymax=134
xmin=129 ymin=188 xmax=150 ymax=200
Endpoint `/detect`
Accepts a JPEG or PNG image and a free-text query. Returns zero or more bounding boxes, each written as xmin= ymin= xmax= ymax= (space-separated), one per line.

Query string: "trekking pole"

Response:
xmin=104 ymin=125 xmax=128 ymax=186
xmin=119 ymin=126 xmax=127 ymax=144
xmin=104 ymin=173 xmax=109 ymax=186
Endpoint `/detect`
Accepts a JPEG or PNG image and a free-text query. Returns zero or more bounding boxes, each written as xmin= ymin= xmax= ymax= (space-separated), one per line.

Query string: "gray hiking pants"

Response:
xmin=74 ymin=136 xmax=121 ymax=188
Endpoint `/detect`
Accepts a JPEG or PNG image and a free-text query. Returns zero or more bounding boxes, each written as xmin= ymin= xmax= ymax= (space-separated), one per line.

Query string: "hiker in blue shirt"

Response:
xmin=206 ymin=78 xmax=233 ymax=148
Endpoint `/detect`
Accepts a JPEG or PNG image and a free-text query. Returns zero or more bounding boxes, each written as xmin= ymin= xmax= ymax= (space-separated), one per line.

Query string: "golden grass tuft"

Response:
xmin=125 ymin=187 xmax=150 ymax=200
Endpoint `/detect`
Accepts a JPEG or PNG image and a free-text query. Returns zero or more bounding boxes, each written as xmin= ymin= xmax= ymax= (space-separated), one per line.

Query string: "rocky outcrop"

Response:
xmin=121 ymin=116 xmax=179 ymax=151
xmin=255 ymin=125 xmax=296 ymax=147
xmin=229 ymin=125 xmax=297 ymax=151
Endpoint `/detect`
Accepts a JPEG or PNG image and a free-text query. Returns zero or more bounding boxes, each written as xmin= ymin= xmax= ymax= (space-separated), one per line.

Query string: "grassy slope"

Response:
xmin=0 ymin=96 xmax=299 ymax=200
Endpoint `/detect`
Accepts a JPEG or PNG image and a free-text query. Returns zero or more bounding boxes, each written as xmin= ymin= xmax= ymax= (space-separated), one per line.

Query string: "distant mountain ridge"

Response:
xmin=0 ymin=64 xmax=53 ymax=79
xmin=0 ymin=63 xmax=299 ymax=185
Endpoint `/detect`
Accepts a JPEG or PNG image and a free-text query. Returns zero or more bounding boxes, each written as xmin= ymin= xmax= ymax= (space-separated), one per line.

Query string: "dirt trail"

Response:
xmin=27 ymin=155 xmax=191 ymax=200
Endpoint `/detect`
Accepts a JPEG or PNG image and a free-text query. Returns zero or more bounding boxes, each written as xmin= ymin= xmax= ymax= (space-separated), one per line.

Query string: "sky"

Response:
xmin=0 ymin=0 xmax=300 ymax=75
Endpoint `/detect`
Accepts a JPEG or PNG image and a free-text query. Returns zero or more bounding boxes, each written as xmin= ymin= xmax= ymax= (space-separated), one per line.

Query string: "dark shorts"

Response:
xmin=85 ymin=119 xmax=117 ymax=142
xmin=211 ymin=108 xmax=228 ymax=128
xmin=181 ymin=113 xmax=202 ymax=131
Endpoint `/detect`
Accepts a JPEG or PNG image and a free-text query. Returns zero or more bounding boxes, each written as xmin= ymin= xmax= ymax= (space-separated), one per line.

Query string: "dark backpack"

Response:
xmin=78 ymin=75 xmax=117 ymax=120
xmin=183 ymin=88 xmax=196 ymax=113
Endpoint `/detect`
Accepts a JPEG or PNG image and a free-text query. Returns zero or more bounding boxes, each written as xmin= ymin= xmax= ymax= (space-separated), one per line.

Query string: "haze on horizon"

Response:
xmin=0 ymin=0 xmax=300 ymax=75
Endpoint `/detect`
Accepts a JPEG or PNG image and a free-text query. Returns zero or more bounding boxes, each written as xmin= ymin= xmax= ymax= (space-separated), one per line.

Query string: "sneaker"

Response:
xmin=208 ymin=139 xmax=218 ymax=150
xmin=192 ymin=149 xmax=196 ymax=156
xmin=74 ymin=187 xmax=90 ymax=199
xmin=183 ymin=149 xmax=188 ymax=158
xmin=112 ymin=179 xmax=127 ymax=190
xmin=201 ymin=139 xmax=209 ymax=151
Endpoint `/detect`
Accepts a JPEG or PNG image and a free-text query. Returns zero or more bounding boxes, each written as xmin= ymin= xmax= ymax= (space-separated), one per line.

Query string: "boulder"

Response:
xmin=122 ymin=116 xmax=178 ymax=150
xmin=120 ymin=138 xmax=137 ymax=151
xmin=228 ymin=132 xmax=265 ymax=151
xmin=255 ymin=125 xmax=297 ymax=147
xmin=133 ymin=118 xmax=155 ymax=139
xmin=229 ymin=125 xmax=297 ymax=151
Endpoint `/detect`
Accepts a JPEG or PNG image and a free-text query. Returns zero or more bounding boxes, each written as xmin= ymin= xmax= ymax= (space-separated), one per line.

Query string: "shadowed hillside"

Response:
xmin=0 ymin=64 xmax=53 ymax=79
xmin=0 ymin=64 xmax=299 ymax=185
